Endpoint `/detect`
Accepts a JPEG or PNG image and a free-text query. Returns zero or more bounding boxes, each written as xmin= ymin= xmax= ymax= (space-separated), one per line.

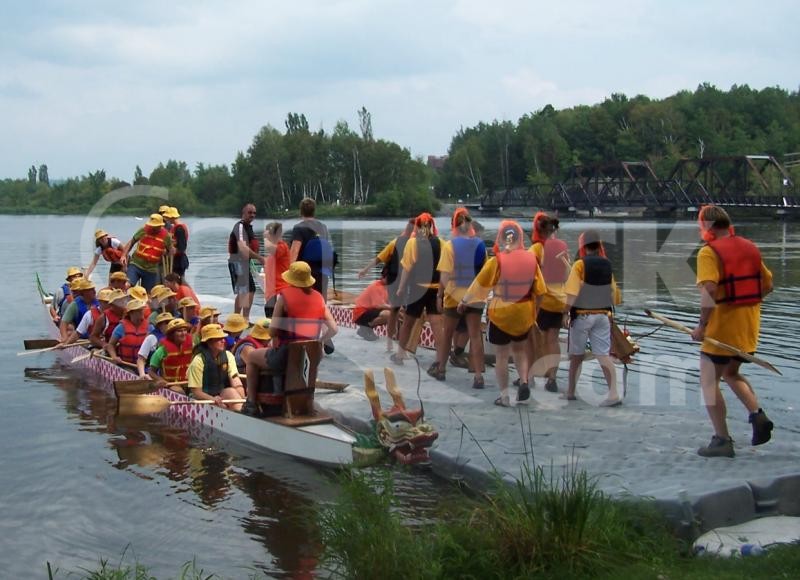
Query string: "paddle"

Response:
xmin=644 ymin=309 xmax=781 ymax=375
xmin=117 ymin=394 xmax=245 ymax=416
xmin=114 ymin=379 xmax=188 ymax=396
xmin=17 ymin=339 xmax=90 ymax=356
xmin=315 ymin=380 xmax=349 ymax=392
xmin=23 ymin=339 xmax=60 ymax=350
xmin=69 ymin=349 xmax=139 ymax=370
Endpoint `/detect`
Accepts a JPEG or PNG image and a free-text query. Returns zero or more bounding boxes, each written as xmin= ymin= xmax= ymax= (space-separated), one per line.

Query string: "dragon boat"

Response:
xmin=33 ymin=273 xmax=359 ymax=467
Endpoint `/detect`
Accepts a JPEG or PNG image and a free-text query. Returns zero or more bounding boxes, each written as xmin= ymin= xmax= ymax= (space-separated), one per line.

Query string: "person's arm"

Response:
xmin=358 ymin=256 xmax=380 ymax=278
xmin=320 ymin=307 xmax=339 ymax=344
xmin=119 ymin=233 xmax=138 ymax=268
xmin=691 ymin=281 xmax=717 ymax=341
xmin=106 ymin=325 xmax=124 ymax=363
xmin=234 ymin=224 xmax=261 ymax=261
xmin=289 ymin=240 xmax=302 ymax=263
xmin=89 ymin=314 xmax=107 ymax=349
xmin=84 ymin=252 xmax=100 ymax=278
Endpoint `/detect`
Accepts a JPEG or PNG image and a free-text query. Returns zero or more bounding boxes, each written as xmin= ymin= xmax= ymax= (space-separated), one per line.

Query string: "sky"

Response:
xmin=1 ymin=0 xmax=798 ymax=181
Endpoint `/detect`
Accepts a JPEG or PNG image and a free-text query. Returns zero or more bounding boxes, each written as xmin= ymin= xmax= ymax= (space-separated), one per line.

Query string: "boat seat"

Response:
xmin=255 ymin=340 xmax=322 ymax=419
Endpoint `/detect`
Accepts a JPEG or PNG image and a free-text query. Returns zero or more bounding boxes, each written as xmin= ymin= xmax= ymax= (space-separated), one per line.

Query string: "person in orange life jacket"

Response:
xmin=262 ymin=221 xmax=290 ymax=318
xmin=85 ymin=229 xmax=124 ymax=279
xmin=59 ymin=277 xmax=98 ymax=341
xmin=107 ymin=270 xmax=129 ymax=292
xmin=107 ymin=299 xmax=150 ymax=365
xmin=353 ymin=276 xmax=391 ymax=342
xmin=148 ymin=318 xmax=195 ymax=391
xmin=222 ymin=313 xmax=249 ymax=350
xmin=163 ymin=206 xmax=190 ymax=276
xmin=690 ymin=205 xmax=774 ymax=458
xmin=459 ymin=221 xmax=546 ymax=407
xmin=187 ymin=324 xmax=245 ymax=410
xmin=391 ymin=213 xmax=444 ymax=365
xmin=526 ymin=212 xmax=571 ymax=393
xmin=89 ymin=289 xmax=127 ymax=349
xmin=127 ymin=285 xmax=152 ymax=321
xmin=120 ymin=213 xmax=173 ymax=292
xmin=163 ymin=272 xmax=200 ymax=307
xmin=51 ymin=266 xmax=83 ymax=323
xmin=432 ymin=208 xmax=487 ymax=386
xmin=67 ymin=287 xmax=115 ymax=345
xmin=561 ymin=229 xmax=622 ymax=407
xmin=229 ymin=203 xmax=264 ymax=322
xmin=358 ymin=218 xmax=415 ymax=352
xmin=136 ymin=311 xmax=174 ymax=378
xmin=232 ymin=317 xmax=271 ymax=373
xmin=242 ymin=262 xmax=338 ymax=417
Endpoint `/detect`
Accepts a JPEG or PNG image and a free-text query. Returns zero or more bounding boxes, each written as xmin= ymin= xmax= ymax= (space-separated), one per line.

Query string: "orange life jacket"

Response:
xmin=495 ymin=249 xmax=538 ymax=302
xmin=232 ymin=335 xmax=271 ymax=371
xmin=117 ymin=318 xmax=150 ymax=363
xmin=535 ymin=238 xmax=570 ymax=284
xmin=134 ymin=226 xmax=168 ymax=264
xmin=707 ymin=236 xmax=763 ymax=305
xmin=103 ymin=309 xmax=122 ymax=343
xmin=172 ymin=221 xmax=189 ymax=254
xmin=279 ymin=286 xmax=326 ymax=343
xmin=80 ymin=306 xmax=103 ymax=338
xmin=159 ymin=335 xmax=194 ymax=382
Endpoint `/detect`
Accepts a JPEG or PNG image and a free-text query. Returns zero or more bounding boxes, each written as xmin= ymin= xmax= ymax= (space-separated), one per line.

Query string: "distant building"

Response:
xmin=427 ymin=155 xmax=448 ymax=171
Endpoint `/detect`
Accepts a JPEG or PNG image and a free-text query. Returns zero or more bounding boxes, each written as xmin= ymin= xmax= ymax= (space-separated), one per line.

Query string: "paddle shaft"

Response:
xmin=645 ymin=309 xmax=781 ymax=375
xmin=17 ymin=339 xmax=89 ymax=356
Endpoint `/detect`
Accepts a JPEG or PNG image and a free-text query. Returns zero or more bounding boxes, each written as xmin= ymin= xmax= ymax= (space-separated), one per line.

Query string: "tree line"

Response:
xmin=2 ymin=84 xmax=798 ymax=215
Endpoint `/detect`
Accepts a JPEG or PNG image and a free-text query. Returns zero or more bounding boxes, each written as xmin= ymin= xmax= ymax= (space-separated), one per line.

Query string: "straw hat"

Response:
xmin=164 ymin=206 xmax=180 ymax=219
xmin=97 ymin=288 xmax=114 ymax=303
xmin=199 ymin=306 xmax=219 ymax=321
xmin=146 ymin=213 xmax=165 ymax=228
xmin=125 ymin=299 xmax=146 ymax=313
xmin=106 ymin=289 xmax=127 ymax=304
xmin=178 ymin=297 xmax=199 ymax=309
xmin=66 ymin=266 xmax=83 ymax=280
xmin=150 ymin=284 xmax=165 ymax=297
xmin=250 ymin=318 xmax=271 ymax=341
xmin=165 ymin=318 xmax=190 ymax=334
xmin=158 ymin=205 xmax=170 ymax=214
xmin=127 ymin=286 xmax=148 ymax=302
xmin=109 ymin=271 xmax=128 ymax=282
xmin=94 ymin=229 xmax=110 ymax=241
xmin=73 ymin=278 xmax=96 ymax=291
xmin=222 ymin=313 xmax=248 ymax=333
xmin=200 ymin=323 xmax=227 ymax=342
xmin=151 ymin=287 xmax=176 ymax=301
xmin=154 ymin=311 xmax=174 ymax=325
xmin=281 ymin=261 xmax=315 ymax=288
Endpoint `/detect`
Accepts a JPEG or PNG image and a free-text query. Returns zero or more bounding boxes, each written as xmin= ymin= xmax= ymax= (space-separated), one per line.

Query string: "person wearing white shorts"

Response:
xmin=562 ymin=229 xmax=622 ymax=406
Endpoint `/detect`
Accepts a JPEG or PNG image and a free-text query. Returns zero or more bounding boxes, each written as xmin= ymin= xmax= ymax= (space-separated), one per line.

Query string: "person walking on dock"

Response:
xmin=691 ymin=205 xmax=774 ymax=458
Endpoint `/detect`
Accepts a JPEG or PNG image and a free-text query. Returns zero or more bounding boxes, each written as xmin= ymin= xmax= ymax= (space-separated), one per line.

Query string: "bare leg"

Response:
xmin=220 ymin=386 xmax=245 ymax=411
xmin=465 ymin=311 xmax=484 ymax=382
xmin=566 ymin=354 xmax=583 ymax=398
xmin=387 ymin=307 xmax=400 ymax=351
xmin=242 ymin=291 xmax=255 ymax=322
xmin=395 ymin=313 xmax=414 ymax=359
xmin=721 ymin=360 xmax=759 ymax=413
xmin=244 ymin=347 xmax=269 ymax=402
xmin=699 ymin=354 xmax=730 ymax=438
xmin=494 ymin=343 xmax=511 ymax=398
xmin=437 ymin=314 xmax=459 ymax=370
xmin=510 ymin=338 xmax=530 ymax=385
xmin=596 ymin=354 xmax=619 ymax=400
xmin=545 ymin=327 xmax=561 ymax=380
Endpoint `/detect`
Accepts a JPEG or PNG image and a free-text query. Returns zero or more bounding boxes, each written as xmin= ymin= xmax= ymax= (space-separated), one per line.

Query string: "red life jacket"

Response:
xmin=279 ymin=286 xmax=326 ymax=342
xmin=80 ymin=306 xmax=103 ymax=338
xmin=495 ymin=249 xmax=538 ymax=302
xmin=707 ymin=236 xmax=763 ymax=305
xmin=103 ymin=309 xmax=123 ymax=343
xmin=159 ymin=335 xmax=194 ymax=382
xmin=232 ymin=335 xmax=271 ymax=371
xmin=134 ymin=226 xmax=168 ymax=264
xmin=117 ymin=318 xmax=150 ymax=363
xmin=536 ymin=238 xmax=570 ymax=284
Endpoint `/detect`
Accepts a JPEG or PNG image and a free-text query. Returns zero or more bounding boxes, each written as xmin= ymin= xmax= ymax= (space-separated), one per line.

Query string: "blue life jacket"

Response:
xmin=451 ymin=237 xmax=486 ymax=288
xmin=302 ymin=235 xmax=337 ymax=277
xmin=57 ymin=283 xmax=72 ymax=313
xmin=74 ymin=296 xmax=100 ymax=324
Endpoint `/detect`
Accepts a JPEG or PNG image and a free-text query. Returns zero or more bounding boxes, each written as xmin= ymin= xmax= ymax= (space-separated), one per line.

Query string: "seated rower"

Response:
xmin=148 ymin=286 xmax=178 ymax=324
xmin=59 ymin=278 xmax=98 ymax=342
xmin=106 ymin=299 xmax=150 ymax=366
xmin=222 ymin=313 xmax=249 ymax=350
xmin=148 ymin=318 xmax=193 ymax=391
xmin=89 ymin=289 xmax=127 ymax=349
xmin=107 ymin=270 xmax=130 ymax=292
xmin=51 ymin=267 xmax=83 ymax=324
xmin=66 ymin=288 xmax=114 ymax=345
xmin=127 ymin=286 xmax=152 ymax=320
xmin=187 ymin=324 xmax=245 ymax=410
xmin=242 ymin=261 xmax=337 ymax=417
xmin=353 ymin=276 xmax=391 ymax=342
xmin=136 ymin=312 xmax=174 ymax=378
xmin=232 ymin=317 xmax=271 ymax=373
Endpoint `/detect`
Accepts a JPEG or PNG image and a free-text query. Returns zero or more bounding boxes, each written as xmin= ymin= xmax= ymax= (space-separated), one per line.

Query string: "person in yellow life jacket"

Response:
xmin=51 ymin=266 xmax=83 ymax=323
xmin=120 ymin=213 xmax=173 ymax=292
xmin=690 ymin=205 xmax=774 ymax=458
xmin=85 ymin=229 xmax=124 ymax=278
xmin=148 ymin=318 xmax=194 ymax=391
xmin=136 ymin=311 xmax=174 ymax=378
xmin=107 ymin=299 xmax=150 ymax=365
xmin=187 ymin=324 xmax=245 ymax=411
xmin=459 ymin=220 xmax=546 ymax=407
xmin=89 ymin=289 xmax=127 ymax=349
xmin=164 ymin=206 xmax=190 ymax=276
xmin=392 ymin=212 xmax=444 ymax=365
xmin=432 ymin=207 xmax=487 ymax=387
xmin=232 ymin=317 xmax=271 ymax=373
xmin=527 ymin=212 xmax=571 ymax=393
xmin=562 ymin=229 xmax=623 ymax=407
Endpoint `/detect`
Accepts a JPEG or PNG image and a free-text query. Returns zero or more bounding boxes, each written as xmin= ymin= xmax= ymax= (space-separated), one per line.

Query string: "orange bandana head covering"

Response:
xmin=493 ymin=220 xmax=525 ymax=255
xmin=451 ymin=207 xmax=475 ymax=237
xmin=578 ymin=229 xmax=606 ymax=258
xmin=414 ymin=212 xmax=438 ymax=238
xmin=531 ymin=211 xmax=549 ymax=244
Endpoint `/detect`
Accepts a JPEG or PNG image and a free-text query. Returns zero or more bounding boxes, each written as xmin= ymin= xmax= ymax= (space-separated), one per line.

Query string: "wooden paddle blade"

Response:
xmin=117 ymin=394 xmax=171 ymax=416
xmin=315 ymin=380 xmax=348 ymax=391
xmin=705 ymin=337 xmax=782 ymax=376
xmin=70 ymin=351 xmax=93 ymax=363
xmin=114 ymin=379 xmax=158 ymax=396
xmin=24 ymin=339 xmax=59 ymax=350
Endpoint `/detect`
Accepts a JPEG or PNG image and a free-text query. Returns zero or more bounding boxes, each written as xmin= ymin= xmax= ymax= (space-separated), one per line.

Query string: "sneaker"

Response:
xmin=426 ymin=362 xmax=445 ymax=381
xmin=599 ymin=397 xmax=622 ymax=407
xmin=389 ymin=353 xmax=405 ymax=365
xmin=240 ymin=400 xmax=261 ymax=418
xmin=494 ymin=395 xmax=512 ymax=407
xmin=749 ymin=409 xmax=774 ymax=446
xmin=517 ymin=383 xmax=531 ymax=403
xmin=697 ymin=435 xmax=735 ymax=458
xmin=357 ymin=325 xmax=379 ymax=341
xmin=449 ymin=352 xmax=469 ymax=368
xmin=545 ymin=378 xmax=558 ymax=393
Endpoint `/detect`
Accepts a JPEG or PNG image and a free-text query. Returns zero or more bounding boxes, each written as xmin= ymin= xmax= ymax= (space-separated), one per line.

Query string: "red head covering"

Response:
xmin=413 ymin=212 xmax=438 ymax=237
xmin=578 ymin=229 xmax=606 ymax=258
xmin=531 ymin=211 xmax=549 ymax=244
xmin=451 ymin=207 xmax=475 ymax=237
xmin=493 ymin=220 xmax=525 ymax=255
xmin=697 ymin=205 xmax=735 ymax=242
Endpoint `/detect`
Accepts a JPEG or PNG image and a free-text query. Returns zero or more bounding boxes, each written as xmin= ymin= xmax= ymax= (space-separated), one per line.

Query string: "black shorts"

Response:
xmin=443 ymin=305 xmax=481 ymax=333
xmin=488 ymin=321 xmax=529 ymax=346
xmin=387 ymin=282 xmax=407 ymax=308
xmin=405 ymin=287 xmax=439 ymax=318
xmin=537 ymin=308 xmax=563 ymax=331
xmin=701 ymin=351 xmax=751 ymax=365
xmin=355 ymin=309 xmax=383 ymax=327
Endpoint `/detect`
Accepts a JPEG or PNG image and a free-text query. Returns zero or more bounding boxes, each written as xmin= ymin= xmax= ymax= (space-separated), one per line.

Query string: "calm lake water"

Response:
xmin=2 ymin=213 xmax=799 ymax=577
